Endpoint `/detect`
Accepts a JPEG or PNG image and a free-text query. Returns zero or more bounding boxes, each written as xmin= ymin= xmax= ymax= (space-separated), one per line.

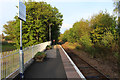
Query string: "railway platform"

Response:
xmin=14 ymin=45 xmax=85 ymax=80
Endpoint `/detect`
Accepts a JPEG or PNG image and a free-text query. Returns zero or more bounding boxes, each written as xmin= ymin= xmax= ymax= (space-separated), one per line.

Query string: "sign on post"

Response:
xmin=18 ymin=0 xmax=26 ymax=78
xmin=18 ymin=0 xmax=26 ymax=22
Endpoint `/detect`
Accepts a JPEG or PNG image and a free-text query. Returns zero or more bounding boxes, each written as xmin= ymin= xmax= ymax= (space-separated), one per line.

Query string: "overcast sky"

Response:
xmin=0 ymin=0 xmax=116 ymax=35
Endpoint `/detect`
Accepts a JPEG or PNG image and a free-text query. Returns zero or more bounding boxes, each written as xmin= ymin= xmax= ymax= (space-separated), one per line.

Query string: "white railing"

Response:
xmin=0 ymin=41 xmax=51 ymax=79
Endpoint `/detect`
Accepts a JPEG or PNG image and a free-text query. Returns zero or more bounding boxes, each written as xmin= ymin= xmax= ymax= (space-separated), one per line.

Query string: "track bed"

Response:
xmin=63 ymin=48 xmax=110 ymax=80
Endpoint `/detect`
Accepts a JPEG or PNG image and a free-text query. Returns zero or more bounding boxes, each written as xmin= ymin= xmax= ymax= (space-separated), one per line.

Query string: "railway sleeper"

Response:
xmin=78 ymin=66 xmax=97 ymax=69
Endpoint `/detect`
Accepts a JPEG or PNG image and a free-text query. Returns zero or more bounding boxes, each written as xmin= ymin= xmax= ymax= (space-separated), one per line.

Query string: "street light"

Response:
xmin=49 ymin=24 xmax=52 ymax=41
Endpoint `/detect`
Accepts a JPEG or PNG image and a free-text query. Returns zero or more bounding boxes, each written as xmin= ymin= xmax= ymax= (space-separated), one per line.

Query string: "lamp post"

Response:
xmin=19 ymin=20 xmax=24 ymax=78
xmin=49 ymin=24 xmax=52 ymax=41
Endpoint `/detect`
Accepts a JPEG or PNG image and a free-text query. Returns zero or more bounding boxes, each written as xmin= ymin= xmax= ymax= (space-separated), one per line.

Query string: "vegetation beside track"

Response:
xmin=59 ymin=11 xmax=120 ymax=78
xmin=62 ymin=42 xmax=119 ymax=78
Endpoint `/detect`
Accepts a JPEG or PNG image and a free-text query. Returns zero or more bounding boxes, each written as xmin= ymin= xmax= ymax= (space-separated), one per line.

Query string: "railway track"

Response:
xmin=63 ymin=47 xmax=110 ymax=80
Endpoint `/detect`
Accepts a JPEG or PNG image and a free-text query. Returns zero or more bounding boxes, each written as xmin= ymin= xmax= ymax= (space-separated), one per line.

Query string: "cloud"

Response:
xmin=60 ymin=23 xmax=72 ymax=34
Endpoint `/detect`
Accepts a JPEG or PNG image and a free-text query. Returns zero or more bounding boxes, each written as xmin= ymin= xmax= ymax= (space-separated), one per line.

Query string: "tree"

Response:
xmin=2 ymin=33 xmax=4 ymax=39
xmin=101 ymin=31 xmax=114 ymax=48
xmin=68 ymin=19 xmax=90 ymax=43
xmin=28 ymin=0 xmax=32 ymax=2
xmin=3 ymin=1 xmax=63 ymax=48
xmin=62 ymin=30 xmax=70 ymax=42
xmin=113 ymin=1 xmax=120 ymax=35
xmin=3 ymin=21 xmax=17 ymax=40
xmin=90 ymin=11 xmax=117 ymax=44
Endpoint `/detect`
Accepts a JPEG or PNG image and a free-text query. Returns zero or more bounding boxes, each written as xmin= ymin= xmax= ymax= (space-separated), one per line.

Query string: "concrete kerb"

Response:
xmin=60 ymin=45 xmax=86 ymax=80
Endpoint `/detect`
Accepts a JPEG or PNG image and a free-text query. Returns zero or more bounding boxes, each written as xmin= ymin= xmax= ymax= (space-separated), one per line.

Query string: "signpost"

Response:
xmin=18 ymin=0 xmax=26 ymax=22
xmin=18 ymin=0 xmax=26 ymax=78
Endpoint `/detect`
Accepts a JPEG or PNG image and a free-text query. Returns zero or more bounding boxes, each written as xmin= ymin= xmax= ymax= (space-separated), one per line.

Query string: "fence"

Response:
xmin=0 ymin=41 xmax=51 ymax=79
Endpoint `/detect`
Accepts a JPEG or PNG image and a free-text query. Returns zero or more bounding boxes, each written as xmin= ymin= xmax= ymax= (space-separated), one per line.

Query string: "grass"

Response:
xmin=2 ymin=41 xmax=17 ymax=52
xmin=63 ymin=42 xmax=82 ymax=50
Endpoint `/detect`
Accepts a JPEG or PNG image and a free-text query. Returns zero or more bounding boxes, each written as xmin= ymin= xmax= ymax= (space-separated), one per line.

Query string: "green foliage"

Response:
xmin=3 ymin=1 xmax=63 ymax=48
xmin=90 ymin=27 xmax=106 ymax=43
xmin=67 ymin=28 xmax=76 ymax=43
xmin=46 ymin=45 xmax=52 ymax=49
xmin=80 ymin=34 xmax=93 ymax=48
xmin=80 ymin=34 xmax=96 ymax=57
xmin=5 ymin=36 xmax=12 ymax=40
xmin=113 ymin=1 xmax=120 ymax=37
xmin=59 ymin=11 xmax=119 ymax=58
xmin=61 ymin=30 xmax=70 ymax=43
xmin=86 ymin=47 xmax=96 ymax=58
xmin=114 ymin=52 xmax=119 ymax=60
xmin=58 ymin=34 xmax=64 ymax=41
xmin=2 ymin=42 xmax=17 ymax=52
xmin=69 ymin=19 xmax=90 ymax=43
xmin=3 ymin=21 xmax=17 ymax=41
xmin=75 ymin=45 xmax=81 ymax=50
xmin=101 ymin=31 xmax=114 ymax=48
xmin=59 ymin=19 xmax=90 ymax=43
xmin=90 ymin=11 xmax=117 ymax=44
xmin=35 ymin=52 xmax=45 ymax=57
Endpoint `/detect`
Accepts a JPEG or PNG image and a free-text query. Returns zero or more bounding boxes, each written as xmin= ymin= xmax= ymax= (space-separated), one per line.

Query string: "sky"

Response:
xmin=0 ymin=0 xmax=116 ymax=35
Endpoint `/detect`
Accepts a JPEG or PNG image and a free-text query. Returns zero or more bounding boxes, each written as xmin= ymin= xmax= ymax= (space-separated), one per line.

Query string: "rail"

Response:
xmin=0 ymin=41 xmax=51 ymax=79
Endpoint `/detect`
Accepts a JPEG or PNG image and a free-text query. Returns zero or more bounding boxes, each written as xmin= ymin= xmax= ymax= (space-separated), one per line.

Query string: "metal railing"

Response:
xmin=0 ymin=41 xmax=51 ymax=79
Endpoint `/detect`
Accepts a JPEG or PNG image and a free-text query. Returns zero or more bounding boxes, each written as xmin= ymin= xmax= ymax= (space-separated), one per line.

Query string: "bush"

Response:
xmin=111 ymin=42 xmax=119 ymax=52
xmin=35 ymin=52 xmax=45 ymax=57
xmin=101 ymin=31 xmax=114 ymax=48
xmin=46 ymin=45 xmax=52 ymax=50
xmin=5 ymin=36 xmax=12 ymax=41
xmin=34 ymin=52 xmax=46 ymax=62
xmin=85 ymin=47 xmax=96 ymax=58
xmin=79 ymin=34 xmax=96 ymax=57
xmin=80 ymin=34 xmax=93 ymax=48
xmin=76 ymin=45 xmax=81 ymax=50
xmin=114 ymin=52 xmax=119 ymax=60
xmin=2 ymin=41 xmax=8 ymax=45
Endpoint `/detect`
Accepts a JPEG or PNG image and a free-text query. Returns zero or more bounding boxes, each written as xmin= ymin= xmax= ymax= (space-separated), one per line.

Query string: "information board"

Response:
xmin=18 ymin=0 xmax=26 ymax=22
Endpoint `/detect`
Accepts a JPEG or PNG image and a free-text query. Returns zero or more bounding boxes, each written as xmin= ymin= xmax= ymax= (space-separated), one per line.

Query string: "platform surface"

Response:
xmin=14 ymin=45 xmax=82 ymax=80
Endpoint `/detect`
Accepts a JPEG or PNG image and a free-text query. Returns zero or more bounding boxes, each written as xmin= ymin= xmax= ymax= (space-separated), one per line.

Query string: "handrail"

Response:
xmin=0 ymin=41 xmax=51 ymax=79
